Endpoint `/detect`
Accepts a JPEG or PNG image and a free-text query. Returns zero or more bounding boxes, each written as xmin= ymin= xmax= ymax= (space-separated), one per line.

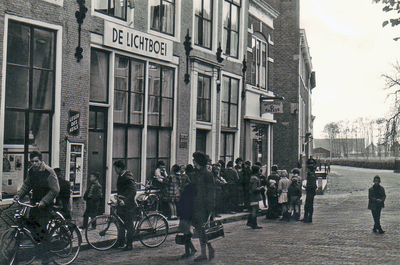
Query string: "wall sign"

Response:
xmin=68 ymin=110 xmax=80 ymax=136
xmin=103 ymin=21 xmax=173 ymax=61
xmin=66 ymin=142 xmax=84 ymax=197
xmin=179 ymin=133 xmax=189 ymax=148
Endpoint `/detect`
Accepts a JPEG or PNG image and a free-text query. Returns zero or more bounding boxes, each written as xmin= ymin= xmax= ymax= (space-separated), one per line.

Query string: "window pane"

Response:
xmin=29 ymin=113 xmax=50 ymax=152
xmin=162 ymin=68 xmax=174 ymax=98
xmin=162 ymin=1 xmax=175 ymax=35
xmin=204 ymin=76 xmax=211 ymax=99
xmin=32 ymin=69 xmax=53 ymax=110
xmin=126 ymin=158 xmax=140 ymax=183
xmin=6 ymin=66 xmax=29 ymax=109
xmin=226 ymin=133 xmax=234 ymax=158
xmin=194 ymin=0 xmax=202 ymax=16
xmin=114 ymin=91 xmax=128 ymax=123
xmin=203 ymin=20 xmax=212 ymax=48
xmin=158 ymin=129 xmax=171 ymax=157
xmin=230 ymin=31 xmax=238 ymax=57
xmin=150 ymin=0 xmax=161 ymax=31
xmin=204 ymin=0 xmax=212 ymax=20
xmin=221 ymin=102 xmax=229 ymax=127
xmin=7 ymin=22 xmax=30 ymax=66
xmin=111 ymin=0 xmax=127 ymax=20
xmin=127 ymin=127 xmax=141 ymax=157
xmin=115 ymin=57 xmax=129 ymax=91
xmin=147 ymin=95 xmax=160 ymax=126
xmin=231 ymin=78 xmax=239 ymax=104
xmin=113 ymin=126 xmax=126 ymax=158
xmin=4 ymin=111 xmax=25 ymax=145
xmin=131 ymin=61 xmax=144 ymax=93
xmin=231 ymin=5 xmax=239 ymax=31
xmin=90 ymin=50 xmax=109 ymax=103
xmin=95 ymin=0 xmax=108 ymax=13
xmin=222 ymin=77 xmax=229 ymax=102
xmin=161 ymin=98 xmax=173 ymax=127
xmin=97 ymin=111 xmax=105 ymax=130
xmin=230 ymin=104 xmax=238 ymax=127
xmin=148 ymin=65 xmax=161 ymax=96
xmin=89 ymin=111 xmax=96 ymax=129
xmin=130 ymin=93 xmax=143 ymax=124
xmin=146 ymin=129 xmax=157 ymax=157
xmin=33 ymin=28 xmax=54 ymax=70
xmin=194 ymin=16 xmax=201 ymax=45
xmin=223 ymin=1 xmax=230 ymax=28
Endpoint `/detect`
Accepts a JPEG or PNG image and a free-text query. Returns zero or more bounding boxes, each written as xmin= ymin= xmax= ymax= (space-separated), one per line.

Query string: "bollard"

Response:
xmin=317 ymin=177 xmax=323 ymax=195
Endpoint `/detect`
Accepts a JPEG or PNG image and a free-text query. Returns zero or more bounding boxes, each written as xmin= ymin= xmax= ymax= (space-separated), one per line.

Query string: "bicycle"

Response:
xmin=85 ymin=192 xmax=169 ymax=251
xmin=136 ymin=181 xmax=161 ymax=212
xmin=0 ymin=200 xmax=81 ymax=265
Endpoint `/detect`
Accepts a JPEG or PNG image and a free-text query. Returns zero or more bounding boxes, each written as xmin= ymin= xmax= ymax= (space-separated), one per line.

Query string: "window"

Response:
xmin=223 ymin=0 xmax=241 ymax=58
xmin=90 ymin=49 xmax=109 ymax=103
xmin=220 ymin=132 xmax=235 ymax=163
xmin=150 ymin=0 xmax=175 ymax=36
xmin=197 ymin=74 xmax=211 ymax=122
xmin=112 ymin=56 xmax=145 ymax=186
xmin=95 ymin=0 xmax=128 ymax=20
xmin=251 ymin=35 xmax=268 ymax=89
xmin=221 ymin=76 xmax=239 ymax=128
xmin=194 ymin=0 xmax=213 ymax=49
xmin=146 ymin=64 xmax=174 ymax=180
xmin=3 ymin=20 xmax=56 ymax=198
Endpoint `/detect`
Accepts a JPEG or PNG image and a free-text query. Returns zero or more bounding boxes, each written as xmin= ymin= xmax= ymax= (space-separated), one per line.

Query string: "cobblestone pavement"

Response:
xmin=49 ymin=166 xmax=400 ymax=264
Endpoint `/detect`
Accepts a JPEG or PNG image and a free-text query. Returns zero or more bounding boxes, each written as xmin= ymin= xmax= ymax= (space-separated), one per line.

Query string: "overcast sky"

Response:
xmin=300 ymin=0 xmax=400 ymax=138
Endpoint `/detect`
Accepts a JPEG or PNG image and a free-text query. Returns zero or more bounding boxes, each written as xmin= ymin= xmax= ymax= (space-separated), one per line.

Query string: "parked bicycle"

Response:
xmin=136 ymin=181 xmax=161 ymax=212
xmin=84 ymin=189 xmax=169 ymax=251
xmin=0 ymin=200 xmax=81 ymax=265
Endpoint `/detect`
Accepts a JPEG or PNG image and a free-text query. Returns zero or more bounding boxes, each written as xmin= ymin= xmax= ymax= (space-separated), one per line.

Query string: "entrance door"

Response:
xmin=88 ymin=107 xmax=107 ymax=213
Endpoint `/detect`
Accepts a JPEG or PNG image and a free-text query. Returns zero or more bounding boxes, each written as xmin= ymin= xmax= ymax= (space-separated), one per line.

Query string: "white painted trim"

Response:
xmin=41 ymin=0 xmax=64 ymax=6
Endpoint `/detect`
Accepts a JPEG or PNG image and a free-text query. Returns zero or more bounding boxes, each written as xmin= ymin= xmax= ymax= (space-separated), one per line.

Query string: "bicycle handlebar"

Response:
xmin=15 ymin=200 xmax=39 ymax=208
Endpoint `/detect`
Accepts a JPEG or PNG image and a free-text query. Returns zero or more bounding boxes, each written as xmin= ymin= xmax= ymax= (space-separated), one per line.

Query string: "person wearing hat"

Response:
xmin=266 ymin=179 xmax=279 ymax=219
xmin=287 ymin=177 xmax=302 ymax=221
xmin=368 ymin=175 xmax=386 ymax=234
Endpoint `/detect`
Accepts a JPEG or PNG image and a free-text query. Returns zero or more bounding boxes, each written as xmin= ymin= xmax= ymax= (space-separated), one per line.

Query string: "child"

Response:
xmin=81 ymin=172 xmax=103 ymax=229
xmin=266 ymin=180 xmax=279 ymax=219
xmin=287 ymin=178 xmax=302 ymax=221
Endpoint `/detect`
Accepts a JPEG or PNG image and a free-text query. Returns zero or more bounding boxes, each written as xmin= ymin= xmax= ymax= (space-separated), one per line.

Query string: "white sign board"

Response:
xmin=104 ymin=21 xmax=173 ymax=62
xmin=261 ymin=100 xmax=283 ymax=114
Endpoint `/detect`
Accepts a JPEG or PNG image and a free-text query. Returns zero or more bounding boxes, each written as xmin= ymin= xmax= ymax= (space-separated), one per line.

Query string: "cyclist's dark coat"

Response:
xmin=117 ymin=170 xmax=137 ymax=208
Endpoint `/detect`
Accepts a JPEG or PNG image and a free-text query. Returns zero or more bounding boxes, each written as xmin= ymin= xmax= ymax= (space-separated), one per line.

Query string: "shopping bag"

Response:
xmin=201 ymin=215 xmax=224 ymax=243
xmin=175 ymin=233 xmax=186 ymax=245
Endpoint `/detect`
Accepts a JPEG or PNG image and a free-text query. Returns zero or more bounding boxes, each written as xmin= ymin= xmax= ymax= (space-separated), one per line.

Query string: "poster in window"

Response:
xmin=66 ymin=142 xmax=84 ymax=197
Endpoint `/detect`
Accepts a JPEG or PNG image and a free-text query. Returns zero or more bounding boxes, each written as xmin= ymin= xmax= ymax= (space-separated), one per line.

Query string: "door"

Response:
xmin=88 ymin=106 xmax=107 ymax=213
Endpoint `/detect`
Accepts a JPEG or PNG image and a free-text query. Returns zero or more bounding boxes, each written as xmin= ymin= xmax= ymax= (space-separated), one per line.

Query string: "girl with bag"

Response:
xmin=176 ymin=165 xmax=197 ymax=258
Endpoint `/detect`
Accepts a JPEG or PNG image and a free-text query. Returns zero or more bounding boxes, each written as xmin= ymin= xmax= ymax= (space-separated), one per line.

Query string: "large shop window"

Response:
xmin=223 ymin=0 xmax=241 ymax=58
xmin=2 ymin=21 xmax=56 ymax=199
xmin=150 ymin=0 xmax=175 ymax=36
xmin=194 ymin=0 xmax=213 ymax=49
xmin=197 ymin=74 xmax=211 ymax=122
xmin=94 ymin=0 xmax=129 ymax=20
xmin=251 ymin=35 xmax=268 ymax=89
xmin=112 ymin=56 xmax=145 ymax=188
xmin=146 ymin=64 xmax=174 ymax=180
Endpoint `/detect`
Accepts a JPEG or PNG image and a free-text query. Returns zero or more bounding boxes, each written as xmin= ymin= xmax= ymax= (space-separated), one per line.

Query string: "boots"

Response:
xmin=251 ymin=216 xmax=262 ymax=229
xmin=246 ymin=215 xmax=253 ymax=227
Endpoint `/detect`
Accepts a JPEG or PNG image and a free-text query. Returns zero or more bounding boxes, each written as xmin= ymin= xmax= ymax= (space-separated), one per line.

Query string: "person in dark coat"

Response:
xmin=192 ymin=152 xmax=216 ymax=262
xmin=302 ymin=170 xmax=317 ymax=223
xmin=246 ymin=164 xmax=265 ymax=229
xmin=176 ymin=172 xmax=197 ymax=258
xmin=113 ymin=160 xmax=137 ymax=251
xmin=54 ymin=167 xmax=72 ymax=220
xmin=223 ymin=161 xmax=239 ymax=213
xmin=266 ymin=179 xmax=279 ymax=219
xmin=267 ymin=164 xmax=280 ymax=185
xmin=242 ymin=161 xmax=252 ymax=210
xmin=368 ymin=175 xmax=386 ymax=234
xmin=287 ymin=178 xmax=302 ymax=221
xmin=80 ymin=172 xmax=103 ymax=229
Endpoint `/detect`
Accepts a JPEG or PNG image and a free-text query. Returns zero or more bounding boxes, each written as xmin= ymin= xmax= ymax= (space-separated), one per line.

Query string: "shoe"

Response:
xmin=194 ymin=255 xmax=208 ymax=262
xmin=181 ymin=253 xmax=191 ymax=259
xmin=379 ymin=230 xmax=385 ymax=234
xmin=251 ymin=225 xmax=263 ymax=229
xmin=79 ymin=226 xmax=86 ymax=230
xmin=373 ymin=229 xmax=377 ymax=233
xmin=190 ymin=249 xmax=197 ymax=256
xmin=208 ymin=247 xmax=215 ymax=260
xmin=122 ymin=244 xmax=133 ymax=251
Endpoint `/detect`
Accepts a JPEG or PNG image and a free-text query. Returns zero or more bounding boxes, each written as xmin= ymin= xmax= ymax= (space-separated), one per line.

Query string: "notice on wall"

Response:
xmin=260 ymin=99 xmax=283 ymax=114
xmin=103 ymin=21 xmax=173 ymax=61
xmin=68 ymin=111 xmax=80 ymax=136
xmin=179 ymin=133 xmax=189 ymax=148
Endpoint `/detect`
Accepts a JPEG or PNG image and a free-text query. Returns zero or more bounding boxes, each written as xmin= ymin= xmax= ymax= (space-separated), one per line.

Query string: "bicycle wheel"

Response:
xmin=51 ymin=222 xmax=82 ymax=265
xmin=138 ymin=213 xmax=168 ymax=248
xmin=85 ymin=215 xmax=120 ymax=251
xmin=1 ymin=229 xmax=37 ymax=265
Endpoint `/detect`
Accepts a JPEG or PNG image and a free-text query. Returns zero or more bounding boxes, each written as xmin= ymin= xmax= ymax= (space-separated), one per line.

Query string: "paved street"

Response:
xmin=47 ymin=166 xmax=400 ymax=264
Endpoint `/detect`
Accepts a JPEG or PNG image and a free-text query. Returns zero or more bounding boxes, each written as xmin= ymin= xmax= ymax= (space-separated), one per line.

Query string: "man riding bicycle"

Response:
xmin=13 ymin=150 xmax=60 ymax=265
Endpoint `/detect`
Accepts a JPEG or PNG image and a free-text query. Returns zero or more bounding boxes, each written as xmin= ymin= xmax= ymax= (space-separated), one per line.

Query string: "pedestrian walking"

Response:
xmin=368 ymin=175 xmax=386 ymax=234
xmin=81 ymin=172 xmax=103 ymax=229
xmin=191 ymin=151 xmax=216 ymax=262
xmin=176 ymin=171 xmax=197 ymax=259
xmin=113 ymin=160 xmax=137 ymax=251
xmin=278 ymin=170 xmax=290 ymax=221
xmin=246 ymin=164 xmax=265 ymax=229
xmin=54 ymin=167 xmax=72 ymax=220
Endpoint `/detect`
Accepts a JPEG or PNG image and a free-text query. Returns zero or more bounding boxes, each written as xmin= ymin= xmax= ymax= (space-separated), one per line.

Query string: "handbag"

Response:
xmin=201 ymin=215 xmax=224 ymax=243
xmin=175 ymin=233 xmax=186 ymax=245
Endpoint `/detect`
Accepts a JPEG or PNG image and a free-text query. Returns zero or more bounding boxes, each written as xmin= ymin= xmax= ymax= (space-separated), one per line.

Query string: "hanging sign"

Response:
xmin=68 ymin=110 xmax=80 ymax=136
xmin=261 ymin=99 xmax=283 ymax=114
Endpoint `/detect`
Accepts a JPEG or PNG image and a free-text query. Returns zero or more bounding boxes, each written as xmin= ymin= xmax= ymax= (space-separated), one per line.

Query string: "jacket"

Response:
xmin=117 ymin=170 xmax=137 ymax=208
xmin=368 ymin=185 xmax=386 ymax=210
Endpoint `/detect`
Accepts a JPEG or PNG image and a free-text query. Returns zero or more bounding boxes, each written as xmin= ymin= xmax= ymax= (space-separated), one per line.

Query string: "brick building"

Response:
xmin=0 ymin=0 xmax=315 ymax=215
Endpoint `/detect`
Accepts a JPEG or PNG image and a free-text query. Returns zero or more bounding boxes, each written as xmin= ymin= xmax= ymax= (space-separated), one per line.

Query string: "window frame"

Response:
xmin=251 ymin=34 xmax=268 ymax=89
xmin=223 ymin=0 xmax=241 ymax=58
xmin=196 ymin=73 xmax=212 ymax=122
xmin=94 ymin=0 xmax=129 ymax=21
xmin=149 ymin=0 xmax=176 ymax=36
xmin=194 ymin=0 xmax=213 ymax=49
xmin=221 ymin=76 xmax=239 ymax=129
